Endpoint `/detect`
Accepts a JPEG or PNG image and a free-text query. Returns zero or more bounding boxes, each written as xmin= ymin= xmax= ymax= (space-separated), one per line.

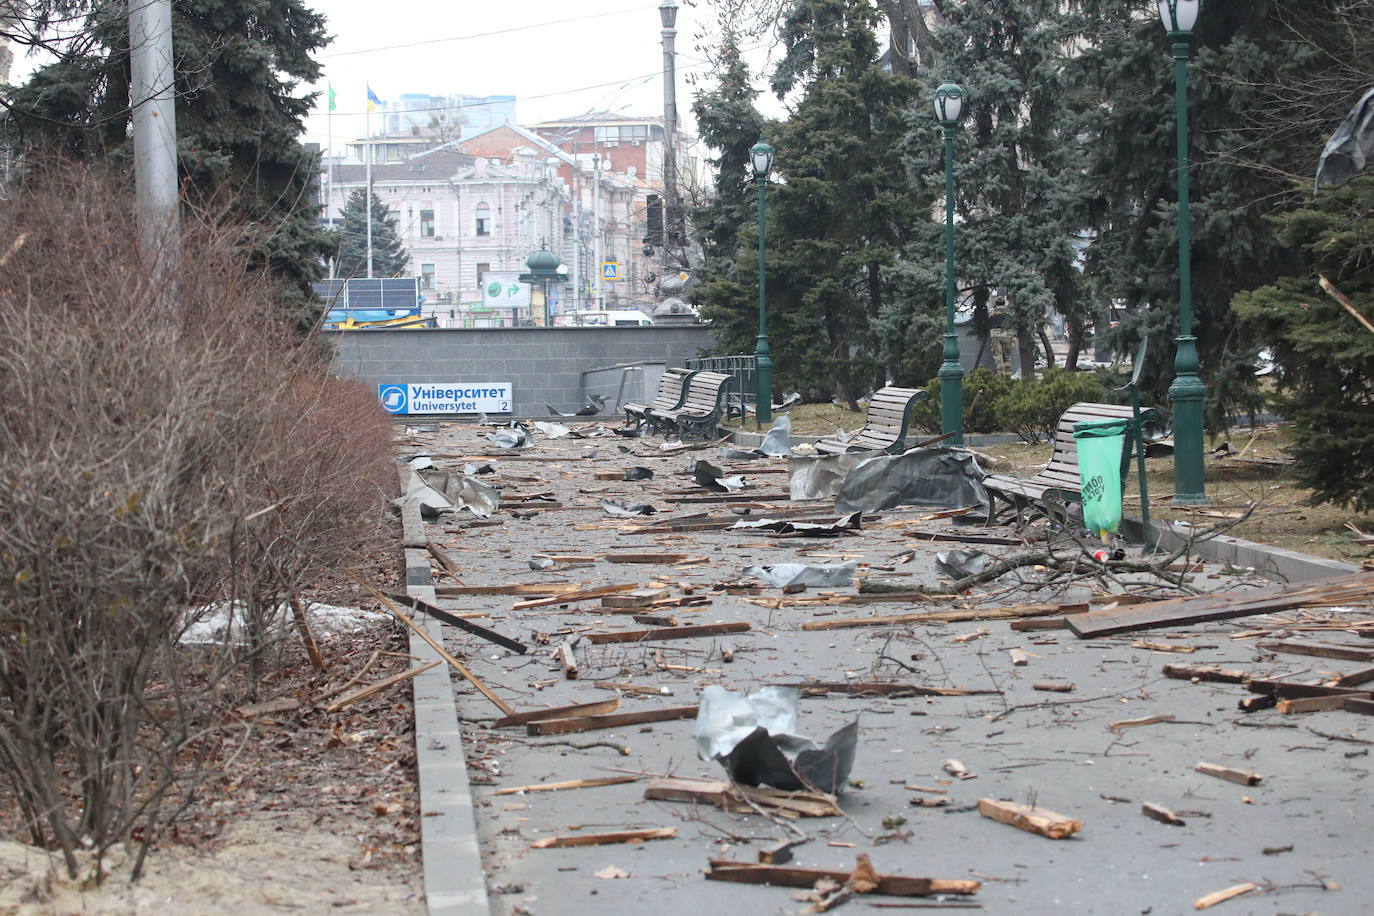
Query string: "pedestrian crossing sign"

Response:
xmin=601 ymin=261 xmax=619 ymax=280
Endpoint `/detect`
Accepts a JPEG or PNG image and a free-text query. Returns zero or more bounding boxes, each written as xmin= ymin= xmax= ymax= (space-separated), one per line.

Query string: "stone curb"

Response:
xmin=397 ymin=467 xmax=491 ymax=916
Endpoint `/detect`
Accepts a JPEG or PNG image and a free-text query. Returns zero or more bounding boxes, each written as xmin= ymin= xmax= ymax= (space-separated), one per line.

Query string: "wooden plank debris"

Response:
xmin=583 ymin=621 xmax=750 ymax=645
xmin=491 ymin=775 xmax=638 ymax=796
xmin=531 ymin=827 xmax=676 ymax=849
xmin=1258 ymin=639 xmax=1374 ymax=663
xmin=601 ymin=589 xmax=671 ymax=608
xmin=1068 ymin=571 xmax=1374 ymax=638
xmin=976 ymin=798 xmax=1082 ymax=839
xmin=1194 ymin=761 xmax=1262 ymax=786
xmin=592 ymin=681 xmax=673 ymax=697
xmin=704 ymin=860 xmax=980 ymax=897
xmin=1277 ymin=694 xmax=1361 ymax=714
xmin=323 ymin=661 xmax=441 ymax=712
xmin=512 ymin=583 xmax=641 ymax=610
xmin=1132 ymin=640 xmax=1196 ymax=654
xmin=1335 ymin=665 xmax=1374 ymax=688
xmin=1163 ymin=663 xmax=1248 ymax=684
xmin=492 ymin=698 xmax=620 ymax=728
xmin=389 ymin=593 xmax=528 ymax=655
xmin=1193 ymin=882 xmax=1260 ymax=910
xmin=1343 ymin=696 xmax=1374 ymax=715
xmin=1108 ymin=713 xmax=1175 ymax=731
xmin=1246 ymin=678 xmax=1373 ymax=699
xmin=801 ymin=602 xmax=1075 ymax=631
xmin=644 ymin=777 xmax=841 ymax=817
xmin=438 ymin=583 xmax=577 ymax=596
xmin=426 ymin=540 xmax=464 ymax=580
xmin=778 ymin=682 xmax=998 ymax=698
xmin=604 ymin=552 xmax=706 ymax=564
xmin=1140 ymin=802 xmax=1185 ymax=826
xmin=556 ymin=641 xmax=579 ymax=679
xmin=289 ymin=597 xmax=327 ymax=672
xmin=525 ymin=705 xmax=699 ymax=736
xmin=758 ymin=839 xmax=801 ymax=864
xmin=1033 ymin=682 xmax=1075 ymax=693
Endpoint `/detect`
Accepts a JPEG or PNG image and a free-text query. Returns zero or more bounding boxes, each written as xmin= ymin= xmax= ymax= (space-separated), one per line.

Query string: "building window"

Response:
xmin=475 ymin=204 xmax=491 ymax=236
xmin=476 ymin=262 xmax=490 ymax=285
xmin=420 ymin=209 xmax=435 ymax=237
xmin=421 ymin=264 xmax=435 ymax=289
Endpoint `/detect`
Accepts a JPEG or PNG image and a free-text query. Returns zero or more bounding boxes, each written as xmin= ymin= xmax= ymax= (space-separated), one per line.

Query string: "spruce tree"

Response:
xmin=333 ymin=189 xmax=410 ymax=280
xmin=3 ymin=0 xmax=333 ymax=316
xmin=696 ymin=0 xmax=924 ymax=405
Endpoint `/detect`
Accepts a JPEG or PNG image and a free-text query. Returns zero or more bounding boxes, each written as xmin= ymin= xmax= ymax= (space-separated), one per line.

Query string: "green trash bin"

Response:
xmin=1074 ymin=418 xmax=1130 ymax=541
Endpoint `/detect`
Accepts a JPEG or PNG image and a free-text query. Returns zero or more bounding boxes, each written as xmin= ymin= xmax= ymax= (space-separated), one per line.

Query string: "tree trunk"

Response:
xmin=1038 ymin=325 xmax=1056 ymax=370
xmin=1016 ymin=328 xmax=1037 ymax=384
xmin=1065 ymin=313 xmax=1086 ymax=370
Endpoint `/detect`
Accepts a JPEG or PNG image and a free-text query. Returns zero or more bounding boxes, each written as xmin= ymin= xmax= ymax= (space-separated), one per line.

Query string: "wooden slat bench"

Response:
xmin=648 ymin=371 xmax=734 ymax=439
xmin=983 ymin=401 xmax=1160 ymax=526
xmin=814 ymin=387 xmax=930 ymax=455
xmin=624 ymin=367 xmax=697 ymax=426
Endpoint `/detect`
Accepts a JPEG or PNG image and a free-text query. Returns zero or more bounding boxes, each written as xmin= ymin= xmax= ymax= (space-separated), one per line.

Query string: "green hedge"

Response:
xmin=909 ymin=367 xmax=1108 ymax=441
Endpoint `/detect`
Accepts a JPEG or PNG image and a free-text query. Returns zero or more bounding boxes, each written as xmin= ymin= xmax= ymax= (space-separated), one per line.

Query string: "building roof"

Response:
xmin=530 ymin=111 xmax=664 ymax=128
xmin=330 ymin=149 xmax=477 ymax=184
xmin=455 ymin=124 xmax=575 ymax=165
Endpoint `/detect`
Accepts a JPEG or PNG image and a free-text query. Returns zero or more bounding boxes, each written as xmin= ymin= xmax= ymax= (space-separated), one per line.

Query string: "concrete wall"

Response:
xmin=330 ymin=326 xmax=716 ymax=417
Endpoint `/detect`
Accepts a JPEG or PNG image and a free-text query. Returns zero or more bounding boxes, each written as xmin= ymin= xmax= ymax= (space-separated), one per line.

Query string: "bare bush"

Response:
xmin=0 ymin=162 xmax=396 ymax=879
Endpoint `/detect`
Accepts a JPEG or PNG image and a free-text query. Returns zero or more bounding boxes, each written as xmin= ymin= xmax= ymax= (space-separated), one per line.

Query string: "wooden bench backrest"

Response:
xmin=854 ymin=386 xmax=926 ymax=442
xmin=650 ymin=367 xmax=696 ymax=408
xmin=678 ymin=371 xmax=733 ymax=413
xmin=1042 ymin=402 xmax=1139 ymax=484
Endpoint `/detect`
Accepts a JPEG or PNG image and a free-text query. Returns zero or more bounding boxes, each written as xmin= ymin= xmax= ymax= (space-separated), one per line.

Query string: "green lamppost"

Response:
xmin=751 ymin=139 xmax=775 ymax=425
xmin=1159 ymin=0 xmax=1207 ymax=504
xmin=933 ymin=82 xmax=966 ymax=445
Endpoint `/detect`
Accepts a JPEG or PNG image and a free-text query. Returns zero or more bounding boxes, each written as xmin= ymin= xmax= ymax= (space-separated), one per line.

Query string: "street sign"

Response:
xmin=601 ymin=261 xmax=619 ymax=281
xmin=378 ymin=383 xmax=513 ymax=415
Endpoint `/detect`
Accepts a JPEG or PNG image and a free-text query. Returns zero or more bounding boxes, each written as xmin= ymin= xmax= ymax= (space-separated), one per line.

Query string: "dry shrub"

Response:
xmin=0 ymin=162 xmax=396 ymax=878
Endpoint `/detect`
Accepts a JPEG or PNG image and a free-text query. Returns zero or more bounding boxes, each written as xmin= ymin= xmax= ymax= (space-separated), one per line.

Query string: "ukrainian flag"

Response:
xmin=366 ymin=86 xmax=380 ymax=112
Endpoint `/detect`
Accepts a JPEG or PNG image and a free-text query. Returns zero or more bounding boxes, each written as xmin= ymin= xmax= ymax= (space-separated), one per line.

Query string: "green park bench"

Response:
xmin=813 ymin=386 xmax=930 ymax=455
xmin=647 ymin=371 xmax=734 ymax=439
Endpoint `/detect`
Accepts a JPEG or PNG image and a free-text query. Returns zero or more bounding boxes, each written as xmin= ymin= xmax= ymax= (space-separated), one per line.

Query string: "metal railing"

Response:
xmin=687 ymin=354 xmax=756 ymax=420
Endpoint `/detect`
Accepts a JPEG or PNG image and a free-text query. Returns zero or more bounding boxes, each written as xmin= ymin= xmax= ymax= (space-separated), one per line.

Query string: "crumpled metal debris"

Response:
xmin=482 ymin=424 xmax=532 ymax=449
xmin=417 ymin=468 xmax=500 ymax=518
xmin=463 ymin=462 xmax=495 ymax=476
xmin=693 ymin=459 xmax=746 ymax=492
xmin=693 ymin=686 xmax=858 ymax=793
xmin=623 ymin=466 xmax=654 ymax=481
xmin=834 ymin=448 xmax=989 ymax=514
xmin=731 ymin=511 xmax=863 ymax=538
xmin=533 ymin=421 xmax=571 ymax=439
xmin=935 ymin=549 xmax=994 ymax=579
xmin=599 ymin=498 xmax=657 ymax=517
xmin=759 ymin=414 xmax=792 ymax=456
xmin=1317 ymin=86 xmax=1374 ymax=191
xmin=744 ymin=561 xmax=857 ymax=588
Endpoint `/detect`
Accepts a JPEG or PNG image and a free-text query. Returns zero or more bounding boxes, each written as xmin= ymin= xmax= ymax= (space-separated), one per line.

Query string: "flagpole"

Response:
xmin=365 ymin=84 xmax=374 ymax=279
xmin=327 ymin=83 xmax=335 ymax=279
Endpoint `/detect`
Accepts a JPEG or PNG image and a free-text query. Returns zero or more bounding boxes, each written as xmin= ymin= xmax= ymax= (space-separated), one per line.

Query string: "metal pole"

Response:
xmin=1168 ymin=37 xmax=1207 ymax=504
xmin=593 ymin=153 xmax=604 ymax=310
xmin=365 ymin=103 xmax=373 ymax=279
xmin=129 ymin=0 xmax=178 ymax=293
xmin=755 ymin=175 xmax=773 ymax=425
xmin=939 ymin=125 xmax=964 ymax=445
xmin=661 ymin=13 xmax=677 ymax=283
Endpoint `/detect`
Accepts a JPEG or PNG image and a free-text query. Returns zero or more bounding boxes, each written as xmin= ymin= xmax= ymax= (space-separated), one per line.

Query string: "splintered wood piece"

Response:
xmin=1140 ymin=802 xmax=1185 ymax=826
xmin=1011 ymin=617 xmax=1071 ymax=631
xmin=801 ymin=602 xmax=1073 ymax=631
xmin=438 ymin=583 xmax=578 ymax=596
xmin=235 ymin=697 xmax=302 ymax=719
xmin=759 ymin=839 xmax=800 ymax=864
xmin=1163 ymin=664 xmax=1248 ymax=684
xmin=492 ymin=775 xmax=638 ymax=796
xmin=512 ymin=583 xmax=641 ymax=610
xmin=1009 ymin=648 xmax=1029 ymax=666
xmin=1108 ymin=713 xmax=1176 ymax=731
xmin=778 ymin=682 xmax=997 ymax=698
xmin=704 ymin=860 xmax=980 ymax=897
xmin=592 ymin=681 xmax=672 ymax=696
xmin=632 ymin=613 xmax=678 ymax=627
xmin=492 ymin=698 xmax=620 ymax=728
xmin=1194 ymin=762 xmax=1262 ymax=786
xmin=1193 ymin=882 xmax=1260 ymax=910
xmin=1033 ymin=682 xmax=1075 ymax=693
xmin=530 ymin=827 xmax=676 ymax=849
xmin=1343 ymin=696 xmax=1374 ymax=715
xmin=601 ymin=589 xmax=671 ymax=608
xmin=604 ymin=553 xmax=699 ymax=564
xmin=976 ymin=798 xmax=1082 ymax=839
xmin=355 ymin=577 xmax=517 ymax=717
xmin=1245 ymin=679 xmax=1371 ymax=699
xmin=323 ymin=660 xmax=441 ymax=712
xmin=393 ymin=593 xmax=529 ymax=654
xmin=525 ymin=705 xmax=699 ymax=736
xmin=583 ymin=621 xmax=750 ymax=645
xmin=1132 ymin=640 xmax=1196 ymax=654
xmin=644 ymin=777 xmax=841 ymax=817
xmin=1278 ymin=694 xmax=1365 ymax=714
xmin=1335 ymin=665 xmax=1374 ymax=688
xmin=1238 ymin=694 xmax=1277 ymax=713
xmin=556 ymin=642 xmax=579 ymax=679
xmin=1258 ymin=639 xmax=1374 ymax=663
xmin=289 ymin=597 xmax=327 ymax=672
xmin=426 ymin=540 xmax=464 ymax=580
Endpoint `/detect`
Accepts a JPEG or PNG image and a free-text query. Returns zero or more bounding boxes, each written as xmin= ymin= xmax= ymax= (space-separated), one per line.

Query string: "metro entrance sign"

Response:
xmin=379 ymin=383 xmax=513 ymax=415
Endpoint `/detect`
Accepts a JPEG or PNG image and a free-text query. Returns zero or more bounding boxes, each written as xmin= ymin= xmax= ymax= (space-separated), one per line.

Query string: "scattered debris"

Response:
xmin=1193 ymin=882 xmax=1260 ymax=910
xmin=644 ymin=777 xmax=841 ymax=817
xmin=1140 ymin=803 xmax=1186 ymax=826
xmin=744 ymin=561 xmax=857 ymax=588
xmin=976 ymin=798 xmax=1082 ymax=839
xmin=1194 ymin=762 xmax=1262 ymax=786
xmin=704 ymin=858 xmax=980 ymax=898
xmin=530 ymin=827 xmax=676 ymax=849
xmin=600 ymin=497 xmax=658 ymax=517
xmin=491 ymin=775 xmax=638 ymax=796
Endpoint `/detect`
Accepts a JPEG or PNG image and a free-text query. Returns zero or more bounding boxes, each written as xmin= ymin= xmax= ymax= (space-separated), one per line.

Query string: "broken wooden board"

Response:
xmin=776 ymin=682 xmax=998 ymax=698
xmin=524 ymin=705 xmax=699 ymax=736
xmin=976 ymin=798 xmax=1082 ymax=839
xmin=903 ymin=530 xmax=1027 ymax=546
xmin=530 ymin=827 xmax=676 ymax=849
xmin=437 ymin=583 xmax=578 ymax=596
xmin=1193 ymin=882 xmax=1260 ymax=910
xmin=704 ymin=860 xmax=980 ymax=897
xmin=1163 ymin=663 xmax=1249 ymax=684
xmin=800 ymin=602 xmax=1076 ymax=631
xmin=426 ymin=540 xmax=464 ymax=580
xmin=1335 ymin=665 xmax=1374 ymax=687
xmin=1277 ymin=694 xmax=1365 ymax=714
xmin=583 ymin=621 xmax=750 ymax=645
xmin=1140 ymin=802 xmax=1185 ymax=826
xmin=322 ymin=661 xmax=440 ymax=713
xmin=512 ymin=583 xmax=642 ymax=610
xmin=1258 ymin=639 xmax=1374 ymax=663
xmin=601 ymin=589 xmax=671 ymax=608
xmin=604 ymin=553 xmax=707 ymax=564
xmin=492 ymin=775 xmax=637 ymax=796
xmin=1068 ymin=571 xmax=1374 ymax=638
xmin=644 ymin=777 xmax=841 ymax=817
xmin=492 ymin=698 xmax=620 ymax=728
xmin=388 ymin=593 xmax=528 ymax=655
xmin=1194 ymin=761 xmax=1262 ymax=786
xmin=1245 ymin=678 xmax=1373 ymax=700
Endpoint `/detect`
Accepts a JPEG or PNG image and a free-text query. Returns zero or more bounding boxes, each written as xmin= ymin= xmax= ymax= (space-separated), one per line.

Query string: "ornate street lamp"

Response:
xmin=751 ymin=139 xmax=775 ymax=425
xmin=933 ymin=82 xmax=966 ymax=445
xmin=1158 ymin=0 xmax=1207 ymax=504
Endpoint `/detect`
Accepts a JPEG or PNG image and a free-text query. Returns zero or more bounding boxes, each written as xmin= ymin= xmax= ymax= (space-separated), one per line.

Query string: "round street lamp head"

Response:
xmin=659 ymin=0 xmax=678 ymax=29
xmin=1157 ymin=0 xmax=1200 ymax=35
xmin=750 ymin=140 xmax=774 ymax=179
xmin=933 ymin=82 xmax=965 ymax=128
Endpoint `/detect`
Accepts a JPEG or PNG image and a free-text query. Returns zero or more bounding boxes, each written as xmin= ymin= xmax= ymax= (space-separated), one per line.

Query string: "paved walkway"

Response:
xmin=405 ymin=424 xmax=1370 ymax=916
